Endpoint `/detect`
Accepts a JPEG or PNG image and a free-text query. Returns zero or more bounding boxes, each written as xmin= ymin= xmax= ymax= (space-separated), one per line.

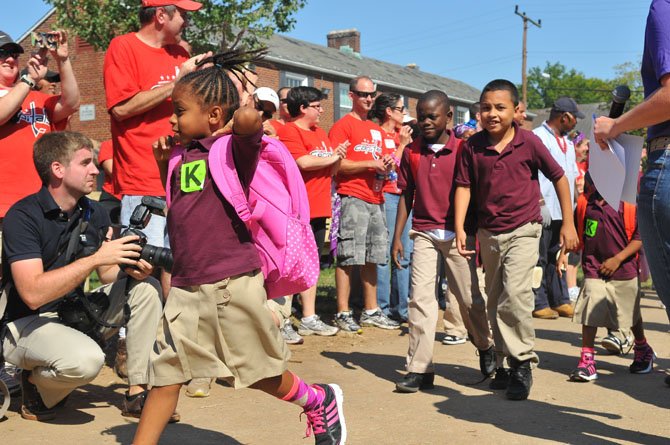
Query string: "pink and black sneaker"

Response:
xmin=570 ymin=353 xmax=598 ymax=382
xmin=304 ymin=384 xmax=347 ymax=445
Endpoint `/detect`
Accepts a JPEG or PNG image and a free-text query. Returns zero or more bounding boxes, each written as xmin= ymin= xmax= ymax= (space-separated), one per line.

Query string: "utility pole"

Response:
xmin=515 ymin=5 xmax=541 ymax=104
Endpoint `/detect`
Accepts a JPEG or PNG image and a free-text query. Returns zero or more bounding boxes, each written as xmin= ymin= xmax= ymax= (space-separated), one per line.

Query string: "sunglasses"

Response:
xmin=351 ymin=90 xmax=377 ymax=99
xmin=0 ymin=49 xmax=20 ymax=59
xmin=280 ymin=98 xmax=288 ymax=104
xmin=391 ymin=106 xmax=405 ymax=113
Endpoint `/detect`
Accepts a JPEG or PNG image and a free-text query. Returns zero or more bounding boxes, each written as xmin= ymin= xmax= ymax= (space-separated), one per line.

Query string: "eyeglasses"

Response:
xmin=0 ymin=49 xmax=20 ymax=59
xmin=391 ymin=106 xmax=405 ymax=113
xmin=280 ymin=98 xmax=288 ymax=104
xmin=351 ymin=90 xmax=377 ymax=99
xmin=306 ymin=103 xmax=323 ymax=111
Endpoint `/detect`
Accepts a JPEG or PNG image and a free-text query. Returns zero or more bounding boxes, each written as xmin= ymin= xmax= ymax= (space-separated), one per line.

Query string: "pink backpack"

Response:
xmin=166 ymin=135 xmax=320 ymax=299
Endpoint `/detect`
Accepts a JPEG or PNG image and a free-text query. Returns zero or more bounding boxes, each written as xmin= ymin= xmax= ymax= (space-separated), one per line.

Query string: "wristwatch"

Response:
xmin=19 ymin=74 xmax=37 ymax=90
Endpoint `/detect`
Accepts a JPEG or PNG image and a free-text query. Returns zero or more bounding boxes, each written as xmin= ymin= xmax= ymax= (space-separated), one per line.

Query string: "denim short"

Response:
xmin=336 ymin=195 xmax=388 ymax=266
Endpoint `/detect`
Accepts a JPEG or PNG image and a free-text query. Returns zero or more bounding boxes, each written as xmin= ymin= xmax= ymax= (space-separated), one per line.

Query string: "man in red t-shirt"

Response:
xmin=103 ymin=0 xmax=205 ymax=250
xmin=328 ymin=75 xmax=398 ymax=332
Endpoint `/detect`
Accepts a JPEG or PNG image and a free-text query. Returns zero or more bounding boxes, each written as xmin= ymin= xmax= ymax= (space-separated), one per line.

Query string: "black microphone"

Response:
xmin=609 ymin=85 xmax=631 ymax=119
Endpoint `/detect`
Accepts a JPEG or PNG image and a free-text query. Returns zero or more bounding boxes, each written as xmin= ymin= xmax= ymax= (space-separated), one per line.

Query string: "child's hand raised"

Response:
xmin=152 ymin=135 xmax=175 ymax=164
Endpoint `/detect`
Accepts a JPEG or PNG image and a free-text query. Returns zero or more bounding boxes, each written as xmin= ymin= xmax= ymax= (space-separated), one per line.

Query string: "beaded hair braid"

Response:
xmin=176 ymin=46 xmax=268 ymax=119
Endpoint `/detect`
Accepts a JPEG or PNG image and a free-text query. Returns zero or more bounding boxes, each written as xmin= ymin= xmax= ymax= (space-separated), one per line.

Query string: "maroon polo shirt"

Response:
xmin=582 ymin=199 xmax=640 ymax=280
xmin=167 ymin=131 xmax=263 ymax=287
xmin=397 ymin=131 xmax=476 ymax=234
xmin=454 ymin=123 xmax=564 ymax=233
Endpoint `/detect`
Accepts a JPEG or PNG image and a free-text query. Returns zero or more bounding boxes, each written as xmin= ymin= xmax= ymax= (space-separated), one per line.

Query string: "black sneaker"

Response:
xmin=20 ymin=371 xmax=55 ymax=421
xmin=122 ymin=390 xmax=180 ymax=423
xmin=506 ymin=359 xmax=532 ymax=401
xmin=629 ymin=343 xmax=656 ymax=374
xmin=489 ymin=367 xmax=510 ymax=390
xmin=395 ymin=372 xmax=435 ymax=393
xmin=478 ymin=347 xmax=496 ymax=377
xmin=304 ymin=384 xmax=346 ymax=445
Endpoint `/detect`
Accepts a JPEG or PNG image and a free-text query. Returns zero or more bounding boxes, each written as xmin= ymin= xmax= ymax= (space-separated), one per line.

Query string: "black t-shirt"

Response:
xmin=2 ymin=187 xmax=110 ymax=322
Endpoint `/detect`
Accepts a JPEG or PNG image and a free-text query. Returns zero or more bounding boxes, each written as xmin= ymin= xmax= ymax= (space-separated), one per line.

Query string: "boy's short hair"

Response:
xmin=480 ymin=79 xmax=519 ymax=106
xmin=469 ymin=102 xmax=480 ymax=116
xmin=33 ymin=131 xmax=93 ymax=186
xmin=418 ymin=90 xmax=451 ymax=113
xmin=286 ymin=86 xmax=322 ymax=117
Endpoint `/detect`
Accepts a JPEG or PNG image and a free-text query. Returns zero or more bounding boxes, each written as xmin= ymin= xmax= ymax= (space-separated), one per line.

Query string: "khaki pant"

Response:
xmin=267 ymin=295 xmax=293 ymax=325
xmin=478 ymin=222 xmax=542 ymax=364
xmin=406 ymin=232 xmax=492 ymax=374
xmin=2 ymin=278 xmax=162 ymax=408
xmin=443 ymin=267 xmax=488 ymax=336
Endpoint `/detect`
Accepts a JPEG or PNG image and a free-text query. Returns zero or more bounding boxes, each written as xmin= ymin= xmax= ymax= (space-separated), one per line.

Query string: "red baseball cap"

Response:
xmin=141 ymin=0 xmax=203 ymax=11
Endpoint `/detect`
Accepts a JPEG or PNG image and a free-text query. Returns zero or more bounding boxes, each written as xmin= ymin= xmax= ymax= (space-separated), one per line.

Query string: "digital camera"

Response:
xmin=31 ymin=32 xmax=58 ymax=50
xmin=120 ymin=196 xmax=173 ymax=273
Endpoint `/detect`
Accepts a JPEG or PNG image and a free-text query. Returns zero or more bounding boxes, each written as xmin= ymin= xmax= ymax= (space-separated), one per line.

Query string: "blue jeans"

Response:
xmin=638 ymin=148 xmax=670 ymax=321
xmin=377 ymin=192 xmax=413 ymax=320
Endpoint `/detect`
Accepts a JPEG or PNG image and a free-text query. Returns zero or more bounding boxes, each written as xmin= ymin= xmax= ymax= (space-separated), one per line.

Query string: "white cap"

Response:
xmin=253 ymin=87 xmax=279 ymax=112
xmin=402 ymin=114 xmax=416 ymax=124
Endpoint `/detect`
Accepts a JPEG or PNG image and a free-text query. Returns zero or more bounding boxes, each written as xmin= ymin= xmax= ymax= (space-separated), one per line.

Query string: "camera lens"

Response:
xmin=140 ymin=244 xmax=173 ymax=273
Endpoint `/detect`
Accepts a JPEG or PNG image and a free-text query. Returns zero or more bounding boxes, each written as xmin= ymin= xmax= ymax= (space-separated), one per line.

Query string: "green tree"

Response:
xmin=524 ymin=62 xmax=615 ymax=109
xmin=45 ymin=0 xmax=306 ymax=52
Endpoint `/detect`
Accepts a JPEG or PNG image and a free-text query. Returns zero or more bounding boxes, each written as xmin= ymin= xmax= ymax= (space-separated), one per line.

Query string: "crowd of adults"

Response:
xmin=0 ymin=0 xmax=669 ymax=441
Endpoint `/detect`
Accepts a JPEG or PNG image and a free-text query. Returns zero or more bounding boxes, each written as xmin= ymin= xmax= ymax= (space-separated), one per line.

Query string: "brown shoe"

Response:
xmin=552 ymin=304 xmax=574 ymax=318
xmin=20 ymin=371 xmax=56 ymax=421
xmin=114 ymin=337 xmax=128 ymax=380
xmin=121 ymin=390 xmax=180 ymax=423
xmin=532 ymin=307 xmax=559 ymax=319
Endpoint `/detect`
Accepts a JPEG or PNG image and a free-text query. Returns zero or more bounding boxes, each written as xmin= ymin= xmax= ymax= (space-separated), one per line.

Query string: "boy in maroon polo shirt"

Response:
xmin=562 ymin=173 xmax=655 ymax=382
xmin=454 ymin=79 xmax=578 ymax=401
xmin=392 ymin=91 xmax=494 ymax=393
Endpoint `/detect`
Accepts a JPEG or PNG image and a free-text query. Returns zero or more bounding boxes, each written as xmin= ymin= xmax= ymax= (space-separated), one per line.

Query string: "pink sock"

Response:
xmin=280 ymin=372 xmax=324 ymax=410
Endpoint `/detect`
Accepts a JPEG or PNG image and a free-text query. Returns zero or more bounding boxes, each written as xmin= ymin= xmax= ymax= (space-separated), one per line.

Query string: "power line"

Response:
xmin=515 ymin=5 xmax=541 ymax=104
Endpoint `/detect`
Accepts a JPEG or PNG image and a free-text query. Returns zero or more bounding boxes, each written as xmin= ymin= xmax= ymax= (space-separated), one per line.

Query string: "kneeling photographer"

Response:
xmin=0 ymin=131 xmax=166 ymax=422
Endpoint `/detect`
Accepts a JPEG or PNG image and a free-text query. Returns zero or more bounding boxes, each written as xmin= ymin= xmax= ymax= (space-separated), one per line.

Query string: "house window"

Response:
xmin=281 ymin=71 xmax=309 ymax=88
xmin=455 ymin=106 xmax=469 ymax=125
xmin=334 ymin=82 xmax=352 ymax=120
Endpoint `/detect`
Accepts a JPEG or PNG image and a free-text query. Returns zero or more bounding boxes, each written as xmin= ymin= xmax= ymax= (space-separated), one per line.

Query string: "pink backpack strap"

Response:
xmin=209 ymin=135 xmax=305 ymax=222
xmin=208 ymin=134 xmax=253 ymax=222
xmin=165 ymin=145 xmax=186 ymax=208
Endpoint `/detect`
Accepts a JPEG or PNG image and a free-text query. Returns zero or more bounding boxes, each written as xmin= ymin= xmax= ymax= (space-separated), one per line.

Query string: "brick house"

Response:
xmin=16 ymin=9 xmax=497 ymax=143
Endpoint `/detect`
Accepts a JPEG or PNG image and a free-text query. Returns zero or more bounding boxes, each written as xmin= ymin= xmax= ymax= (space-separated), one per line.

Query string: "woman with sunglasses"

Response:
xmin=0 ymin=29 xmax=79 ymax=218
xmin=370 ymin=93 xmax=413 ymax=322
xmin=279 ymin=86 xmax=348 ymax=337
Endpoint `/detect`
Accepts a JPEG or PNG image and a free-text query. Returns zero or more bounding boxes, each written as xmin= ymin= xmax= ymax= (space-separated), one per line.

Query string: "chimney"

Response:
xmin=327 ymin=29 xmax=361 ymax=53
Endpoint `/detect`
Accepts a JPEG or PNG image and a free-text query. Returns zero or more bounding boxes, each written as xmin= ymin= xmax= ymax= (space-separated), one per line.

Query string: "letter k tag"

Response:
xmin=180 ymin=159 xmax=206 ymax=193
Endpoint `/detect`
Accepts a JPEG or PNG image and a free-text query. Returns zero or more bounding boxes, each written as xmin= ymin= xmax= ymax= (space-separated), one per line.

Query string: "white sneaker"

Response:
xmin=298 ymin=315 xmax=339 ymax=336
xmin=360 ymin=309 xmax=400 ymax=330
xmin=280 ymin=319 xmax=304 ymax=345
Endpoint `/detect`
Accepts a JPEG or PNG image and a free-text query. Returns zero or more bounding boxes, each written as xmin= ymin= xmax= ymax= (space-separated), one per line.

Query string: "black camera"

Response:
xmin=120 ymin=196 xmax=173 ymax=273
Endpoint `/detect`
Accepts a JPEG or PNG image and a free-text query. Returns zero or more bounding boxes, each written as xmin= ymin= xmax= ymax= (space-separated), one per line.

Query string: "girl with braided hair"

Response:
xmin=133 ymin=49 xmax=347 ymax=445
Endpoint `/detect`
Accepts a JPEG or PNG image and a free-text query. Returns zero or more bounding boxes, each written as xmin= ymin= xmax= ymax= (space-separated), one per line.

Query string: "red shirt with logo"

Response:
xmin=0 ymin=90 xmax=64 ymax=216
xmin=104 ymin=33 xmax=189 ymax=197
xmin=329 ymin=114 xmax=384 ymax=204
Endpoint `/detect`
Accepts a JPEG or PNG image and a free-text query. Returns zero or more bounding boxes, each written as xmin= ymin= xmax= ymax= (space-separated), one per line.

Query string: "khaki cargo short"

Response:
xmin=150 ymin=270 xmax=290 ymax=388
xmin=573 ymin=277 xmax=641 ymax=330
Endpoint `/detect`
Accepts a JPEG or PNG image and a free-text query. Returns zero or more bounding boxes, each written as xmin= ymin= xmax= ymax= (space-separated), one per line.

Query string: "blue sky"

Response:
xmin=5 ymin=0 xmax=649 ymax=89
